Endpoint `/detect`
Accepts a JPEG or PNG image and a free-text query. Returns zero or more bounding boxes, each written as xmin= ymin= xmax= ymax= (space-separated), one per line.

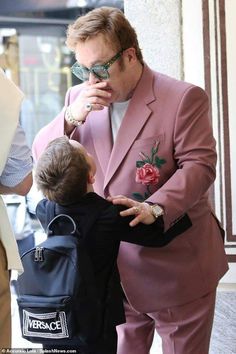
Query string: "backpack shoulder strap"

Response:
xmin=46 ymin=200 xmax=103 ymax=299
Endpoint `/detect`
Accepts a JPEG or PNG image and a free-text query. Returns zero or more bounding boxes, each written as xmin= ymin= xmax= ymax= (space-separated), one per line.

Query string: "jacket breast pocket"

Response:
xmin=132 ymin=134 xmax=165 ymax=150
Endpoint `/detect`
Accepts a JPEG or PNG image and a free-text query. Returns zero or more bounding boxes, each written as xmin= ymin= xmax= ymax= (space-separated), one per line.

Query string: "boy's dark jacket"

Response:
xmin=36 ymin=192 xmax=191 ymax=338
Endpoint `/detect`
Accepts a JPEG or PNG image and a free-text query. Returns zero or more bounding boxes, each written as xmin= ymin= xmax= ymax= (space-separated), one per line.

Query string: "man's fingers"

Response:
xmin=120 ymin=206 xmax=141 ymax=216
xmin=129 ymin=215 xmax=143 ymax=227
xmin=108 ymin=195 xmax=126 ymax=202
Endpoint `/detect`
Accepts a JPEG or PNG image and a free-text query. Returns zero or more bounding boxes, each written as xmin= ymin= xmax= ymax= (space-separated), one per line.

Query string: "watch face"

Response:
xmin=152 ymin=205 xmax=164 ymax=218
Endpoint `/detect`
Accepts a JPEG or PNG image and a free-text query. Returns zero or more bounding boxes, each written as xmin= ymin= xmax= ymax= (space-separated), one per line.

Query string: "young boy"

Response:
xmin=34 ymin=136 xmax=191 ymax=354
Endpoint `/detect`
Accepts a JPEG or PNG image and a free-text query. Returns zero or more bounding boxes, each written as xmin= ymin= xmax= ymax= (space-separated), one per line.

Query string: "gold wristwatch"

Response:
xmin=150 ymin=204 xmax=164 ymax=219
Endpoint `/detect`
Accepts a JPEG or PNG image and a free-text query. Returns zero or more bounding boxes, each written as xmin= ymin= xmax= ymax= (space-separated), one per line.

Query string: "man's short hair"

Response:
xmin=66 ymin=6 xmax=143 ymax=64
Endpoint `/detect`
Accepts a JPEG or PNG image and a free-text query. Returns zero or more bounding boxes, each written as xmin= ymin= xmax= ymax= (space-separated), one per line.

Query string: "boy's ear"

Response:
xmin=88 ymin=171 xmax=95 ymax=184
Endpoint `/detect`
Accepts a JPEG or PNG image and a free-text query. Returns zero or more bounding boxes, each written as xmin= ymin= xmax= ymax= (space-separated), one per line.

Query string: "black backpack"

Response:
xmin=16 ymin=202 xmax=103 ymax=347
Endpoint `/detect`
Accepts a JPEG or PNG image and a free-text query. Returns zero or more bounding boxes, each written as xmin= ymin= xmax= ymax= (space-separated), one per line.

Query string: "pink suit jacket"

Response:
xmin=33 ymin=64 xmax=228 ymax=312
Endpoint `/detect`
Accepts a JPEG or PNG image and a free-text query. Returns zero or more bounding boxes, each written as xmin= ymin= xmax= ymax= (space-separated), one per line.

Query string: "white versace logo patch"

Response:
xmin=23 ymin=309 xmax=69 ymax=339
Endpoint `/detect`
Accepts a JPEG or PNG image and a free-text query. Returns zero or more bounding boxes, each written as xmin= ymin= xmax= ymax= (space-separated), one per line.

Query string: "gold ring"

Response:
xmin=134 ymin=206 xmax=140 ymax=214
xmin=85 ymin=102 xmax=93 ymax=112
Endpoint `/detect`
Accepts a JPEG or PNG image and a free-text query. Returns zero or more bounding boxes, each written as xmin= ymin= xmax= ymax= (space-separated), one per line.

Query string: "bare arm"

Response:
xmin=0 ymin=172 xmax=32 ymax=196
xmin=0 ymin=123 xmax=33 ymax=195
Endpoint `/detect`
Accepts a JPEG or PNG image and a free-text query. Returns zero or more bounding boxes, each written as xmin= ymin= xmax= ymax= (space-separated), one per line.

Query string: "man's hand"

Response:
xmin=71 ymin=81 xmax=112 ymax=117
xmin=64 ymin=81 xmax=112 ymax=135
xmin=108 ymin=195 xmax=155 ymax=227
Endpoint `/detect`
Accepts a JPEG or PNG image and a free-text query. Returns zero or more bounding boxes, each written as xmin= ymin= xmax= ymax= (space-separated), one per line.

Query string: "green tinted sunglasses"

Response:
xmin=71 ymin=49 xmax=124 ymax=82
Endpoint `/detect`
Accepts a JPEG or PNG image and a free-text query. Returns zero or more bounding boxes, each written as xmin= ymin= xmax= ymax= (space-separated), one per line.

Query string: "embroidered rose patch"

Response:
xmin=132 ymin=141 xmax=166 ymax=201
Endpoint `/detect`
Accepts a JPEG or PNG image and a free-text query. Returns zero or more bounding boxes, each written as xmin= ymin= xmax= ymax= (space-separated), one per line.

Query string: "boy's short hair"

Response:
xmin=35 ymin=136 xmax=90 ymax=205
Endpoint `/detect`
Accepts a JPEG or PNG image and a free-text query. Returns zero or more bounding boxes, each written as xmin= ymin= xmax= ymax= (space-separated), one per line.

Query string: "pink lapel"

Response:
xmin=89 ymin=107 xmax=113 ymax=175
xmin=104 ymin=65 xmax=156 ymax=188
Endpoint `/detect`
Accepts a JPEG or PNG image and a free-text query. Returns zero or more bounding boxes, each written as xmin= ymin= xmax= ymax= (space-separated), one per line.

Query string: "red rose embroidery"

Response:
xmin=135 ymin=163 xmax=160 ymax=185
xmin=132 ymin=141 xmax=166 ymax=201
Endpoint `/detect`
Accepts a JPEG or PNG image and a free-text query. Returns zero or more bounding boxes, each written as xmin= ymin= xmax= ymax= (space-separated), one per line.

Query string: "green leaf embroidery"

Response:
xmin=132 ymin=192 xmax=145 ymax=202
xmin=155 ymin=156 xmax=166 ymax=168
xmin=136 ymin=160 xmax=146 ymax=168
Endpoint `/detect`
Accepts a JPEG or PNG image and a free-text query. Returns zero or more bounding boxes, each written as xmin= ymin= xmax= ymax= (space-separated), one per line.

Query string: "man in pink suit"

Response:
xmin=32 ymin=7 xmax=228 ymax=354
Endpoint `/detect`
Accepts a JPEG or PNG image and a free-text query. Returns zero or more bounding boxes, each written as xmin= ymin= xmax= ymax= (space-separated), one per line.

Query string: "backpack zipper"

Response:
xmin=34 ymin=247 xmax=44 ymax=262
